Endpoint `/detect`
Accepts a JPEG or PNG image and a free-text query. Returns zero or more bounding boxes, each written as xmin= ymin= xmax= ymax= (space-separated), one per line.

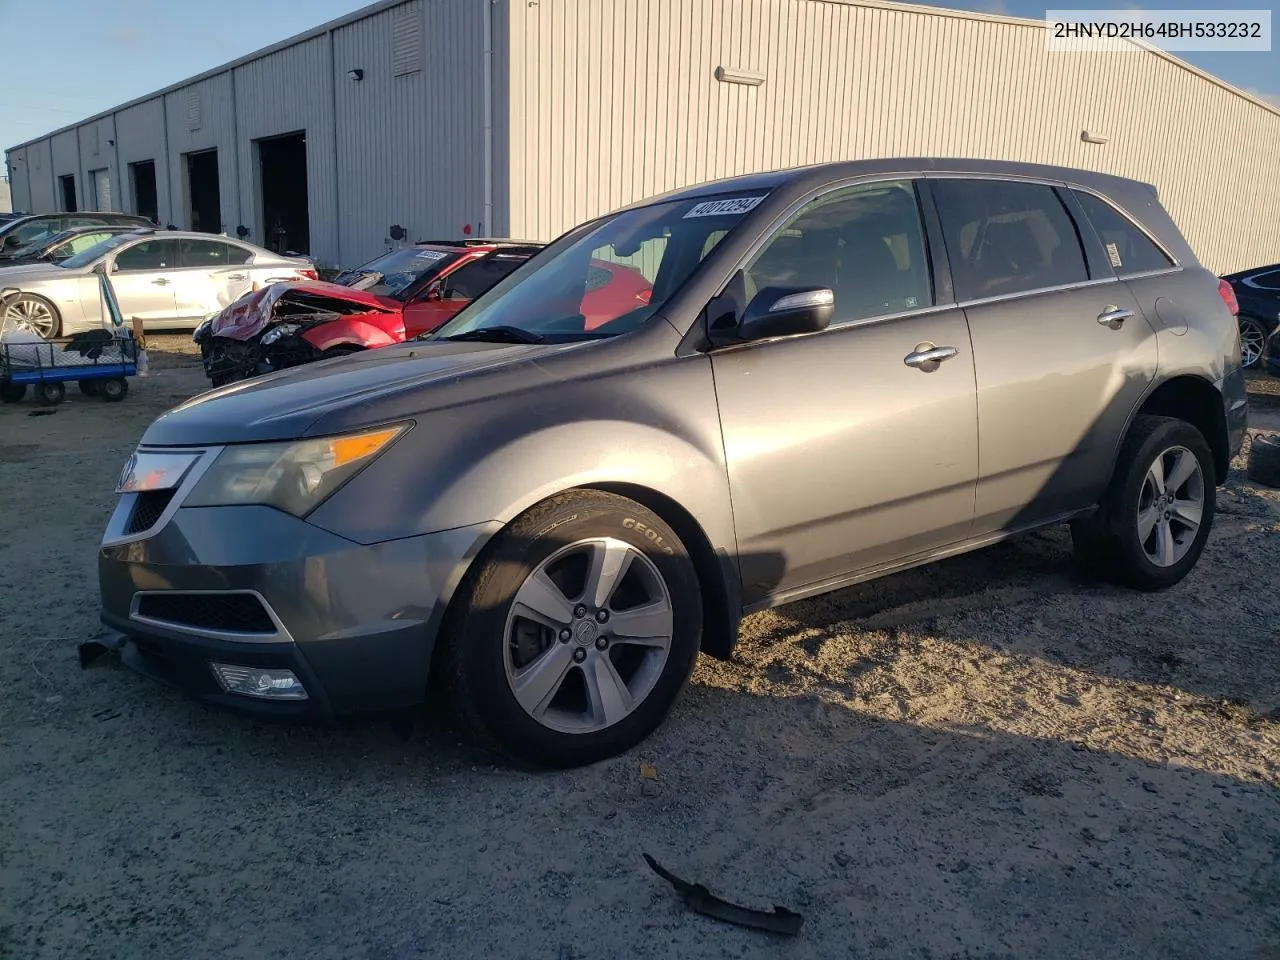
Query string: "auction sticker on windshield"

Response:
xmin=415 ymin=250 xmax=448 ymax=260
xmin=682 ymin=196 xmax=766 ymax=218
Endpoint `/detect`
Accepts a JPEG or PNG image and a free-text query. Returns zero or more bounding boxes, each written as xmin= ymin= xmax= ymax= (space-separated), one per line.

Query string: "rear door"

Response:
xmin=170 ymin=238 xmax=252 ymax=321
xmin=711 ymin=178 xmax=979 ymax=599
xmin=929 ymin=176 xmax=1156 ymax=535
xmin=108 ymin=238 xmax=180 ymax=326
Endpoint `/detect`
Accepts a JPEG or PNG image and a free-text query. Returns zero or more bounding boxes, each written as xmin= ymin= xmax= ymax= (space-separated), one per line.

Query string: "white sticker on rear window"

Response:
xmin=1106 ymin=242 xmax=1123 ymax=268
xmin=682 ymin=196 xmax=765 ymax=219
xmin=415 ymin=249 xmax=448 ymax=260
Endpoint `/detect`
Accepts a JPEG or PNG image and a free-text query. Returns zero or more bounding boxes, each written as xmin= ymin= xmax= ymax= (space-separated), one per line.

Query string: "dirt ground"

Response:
xmin=1 ymin=336 xmax=1278 ymax=960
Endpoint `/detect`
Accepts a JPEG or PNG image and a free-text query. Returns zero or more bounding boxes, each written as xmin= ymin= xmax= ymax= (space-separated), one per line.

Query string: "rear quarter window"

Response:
xmin=1071 ymin=190 xmax=1174 ymax=275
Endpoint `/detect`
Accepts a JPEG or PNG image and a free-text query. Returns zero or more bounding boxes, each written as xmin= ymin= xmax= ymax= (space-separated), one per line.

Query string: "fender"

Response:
xmin=302 ymin=314 xmax=405 ymax=352
xmin=305 ymin=353 xmax=739 ymax=563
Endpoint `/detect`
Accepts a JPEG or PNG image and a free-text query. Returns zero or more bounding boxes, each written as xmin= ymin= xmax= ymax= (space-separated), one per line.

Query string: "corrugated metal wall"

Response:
xmin=115 ymin=98 xmax=171 ymax=219
xmin=504 ymin=0 xmax=1280 ymax=273
xmin=163 ymin=72 xmax=238 ymax=232
xmin=331 ymin=0 xmax=489 ymax=265
xmin=49 ymin=131 xmax=80 ymax=210
xmin=77 ymin=117 xmax=117 ymax=209
xmin=233 ymin=35 xmax=339 ymax=263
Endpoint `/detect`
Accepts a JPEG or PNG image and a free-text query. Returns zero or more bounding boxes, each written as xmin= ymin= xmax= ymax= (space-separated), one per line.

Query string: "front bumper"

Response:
xmin=200 ymin=333 xmax=321 ymax=384
xmin=99 ymin=500 xmax=497 ymax=721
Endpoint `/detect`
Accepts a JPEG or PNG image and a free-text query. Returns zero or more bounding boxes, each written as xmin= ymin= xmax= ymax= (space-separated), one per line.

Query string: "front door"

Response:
xmin=928 ymin=177 xmax=1158 ymax=535
xmin=107 ymin=238 xmax=180 ymax=326
xmin=710 ymin=179 xmax=980 ymax=602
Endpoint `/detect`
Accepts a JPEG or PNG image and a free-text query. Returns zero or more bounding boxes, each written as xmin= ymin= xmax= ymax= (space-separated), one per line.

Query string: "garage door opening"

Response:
xmin=256 ymin=131 xmax=309 ymax=255
xmin=130 ymin=160 xmax=158 ymax=223
xmin=184 ymin=149 xmax=221 ymax=233
xmin=59 ymin=175 xmax=77 ymax=212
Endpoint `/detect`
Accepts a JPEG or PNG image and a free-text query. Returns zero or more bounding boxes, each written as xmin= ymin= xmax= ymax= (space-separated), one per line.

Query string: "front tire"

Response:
xmin=99 ymin=377 xmax=128 ymax=402
xmin=1072 ymin=415 xmax=1215 ymax=591
xmin=0 ymin=382 xmax=25 ymax=403
xmin=441 ymin=490 xmax=703 ymax=768
xmin=2 ymin=293 xmax=61 ymax=339
xmin=36 ymin=381 xmax=65 ymax=406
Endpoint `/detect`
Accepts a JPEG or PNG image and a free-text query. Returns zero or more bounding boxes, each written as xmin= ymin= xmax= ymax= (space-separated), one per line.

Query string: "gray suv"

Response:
xmin=98 ymin=158 xmax=1247 ymax=767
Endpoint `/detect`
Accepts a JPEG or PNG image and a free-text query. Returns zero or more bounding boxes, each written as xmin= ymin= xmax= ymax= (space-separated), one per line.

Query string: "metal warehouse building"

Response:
xmin=6 ymin=0 xmax=1280 ymax=273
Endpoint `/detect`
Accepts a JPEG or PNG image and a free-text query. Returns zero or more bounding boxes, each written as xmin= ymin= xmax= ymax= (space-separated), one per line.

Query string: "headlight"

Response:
xmin=260 ymin=323 xmax=300 ymax=346
xmin=192 ymin=315 xmax=215 ymax=343
xmin=185 ymin=424 xmax=408 ymax=517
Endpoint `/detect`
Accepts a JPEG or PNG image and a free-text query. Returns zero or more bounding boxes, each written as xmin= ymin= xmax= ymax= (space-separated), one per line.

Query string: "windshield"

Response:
xmin=332 ymin=247 xmax=461 ymax=299
xmin=57 ymin=233 xmax=136 ymax=270
xmin=431 ymin=192 xmax=768 ymax=342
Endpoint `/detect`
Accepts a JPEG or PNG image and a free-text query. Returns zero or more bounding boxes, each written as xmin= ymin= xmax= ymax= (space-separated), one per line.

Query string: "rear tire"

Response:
xmin=1071 ymin=415 xmax=1215 ymax=591
xmin=99 ymin=377 xmax=128 ymax=402
xmin=36 ymin=381 xmax=65 ymax=406
xmin=441 ymin=490 xmax=703 ymax=768
xmin=1238 ymin=316 xmax=1267 ymax=368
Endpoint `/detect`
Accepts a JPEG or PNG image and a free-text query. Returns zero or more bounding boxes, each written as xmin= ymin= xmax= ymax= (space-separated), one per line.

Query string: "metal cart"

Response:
xmin=0 ymin=280 xmax=139 ymax=406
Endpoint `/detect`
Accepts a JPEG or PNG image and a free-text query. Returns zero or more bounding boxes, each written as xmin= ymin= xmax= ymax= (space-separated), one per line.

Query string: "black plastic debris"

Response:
xmin=642 ymin=853 xmax=804 ymax=937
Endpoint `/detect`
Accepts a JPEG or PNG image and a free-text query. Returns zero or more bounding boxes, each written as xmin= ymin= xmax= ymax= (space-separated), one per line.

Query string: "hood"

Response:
xmin=210 ymin=280 xmax=402 ymax=341
xmin=0 ymin=262 xmax=70 ymax=282
xmin=140 ymin=338 xmax=576 ymax=445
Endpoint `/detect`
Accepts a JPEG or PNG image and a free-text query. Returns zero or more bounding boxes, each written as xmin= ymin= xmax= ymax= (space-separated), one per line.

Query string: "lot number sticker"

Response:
xmin=683 ymin=196 xmax=766 ymax=219
xmin=415 ymin=249 xmax=448 ymax=260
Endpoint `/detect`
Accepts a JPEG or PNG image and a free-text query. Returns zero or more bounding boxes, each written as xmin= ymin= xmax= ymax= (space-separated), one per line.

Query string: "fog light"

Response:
xmin=210 ymin=662 xmax=308 ymax=700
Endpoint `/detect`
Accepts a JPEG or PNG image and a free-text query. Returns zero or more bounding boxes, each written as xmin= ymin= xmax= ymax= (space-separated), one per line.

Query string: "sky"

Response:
xmin=0 ymin=0 xmax=1276 ymax=156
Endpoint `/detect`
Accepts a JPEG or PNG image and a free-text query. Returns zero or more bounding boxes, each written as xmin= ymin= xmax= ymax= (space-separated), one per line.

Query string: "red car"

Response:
xmin=196 ymin=240 xmax=655 ymax=385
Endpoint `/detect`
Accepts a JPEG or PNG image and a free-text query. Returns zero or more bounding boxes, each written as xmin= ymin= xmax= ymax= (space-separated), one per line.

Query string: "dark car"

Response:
xmin=1222 ymin=263 xmax=1280 ymax=368
xmin=0 ymin=212 xmax=156 ymax=260
xmin=0 ymin=225 xmax=143 ymax=268
xmin=98 ymin=158 xmax=1246 ymax=768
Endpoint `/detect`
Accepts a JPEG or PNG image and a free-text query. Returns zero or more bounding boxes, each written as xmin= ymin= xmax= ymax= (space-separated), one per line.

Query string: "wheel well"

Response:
xmin=1134 ymin=376 xmax=1230 ymax=483
xmin=588 ymin=482 xmax=740 ymax=660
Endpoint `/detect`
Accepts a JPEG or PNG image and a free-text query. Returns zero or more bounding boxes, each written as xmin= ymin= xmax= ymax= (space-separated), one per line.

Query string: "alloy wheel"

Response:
xmin=1238 ymin=318 xmax=1265 ymax=368
xmin=503 ymin=537 xmax=674 ymax=734
xmin=3 ymin=296 xmax=56 ymax=339
xmin=1136 ymin=445 xmax=1204 ymax=567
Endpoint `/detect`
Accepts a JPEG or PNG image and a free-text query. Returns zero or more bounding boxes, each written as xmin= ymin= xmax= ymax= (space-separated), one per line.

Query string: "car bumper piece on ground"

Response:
xmin=98 ymin=500 xmax=497 ymax=721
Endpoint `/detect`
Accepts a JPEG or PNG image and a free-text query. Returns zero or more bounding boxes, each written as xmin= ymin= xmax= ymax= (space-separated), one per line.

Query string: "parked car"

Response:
xmin=0 ymin=212 xmax=155 ymax=259
xmin=1221 ymin=262 xmax=1280 ymax=368
xmin=0 ymin=225 xmax=144 ymax=269
xmin=193 ymin=239 xmax=653 ymax=385
xmin=99 ymin=158 xmax=1245 ymax=768
xmin=0 ymin=230 xmax=317 ymax=338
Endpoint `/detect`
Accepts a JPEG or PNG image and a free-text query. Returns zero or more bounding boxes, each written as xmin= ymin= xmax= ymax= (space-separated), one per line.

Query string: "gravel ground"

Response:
xmin=1 ymin=336 xmax=1278 ymax=960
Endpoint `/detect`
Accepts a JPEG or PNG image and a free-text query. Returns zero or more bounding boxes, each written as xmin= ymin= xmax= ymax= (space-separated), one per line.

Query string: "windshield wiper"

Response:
xmin=438 ymin=326 xmax=544 ymax=344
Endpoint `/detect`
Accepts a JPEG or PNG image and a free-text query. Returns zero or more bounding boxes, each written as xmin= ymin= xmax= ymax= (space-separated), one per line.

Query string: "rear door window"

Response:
xmin=179 ymin=238 xmax=230 ymax=268
xmin=932 ymin=178 xmax=1089 ymax=301
xmin=1071 ymin=190 xmax=1174 ymax=275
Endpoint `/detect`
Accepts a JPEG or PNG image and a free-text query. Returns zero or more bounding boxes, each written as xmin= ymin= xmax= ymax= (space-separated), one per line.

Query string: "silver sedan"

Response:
xmin=0 ymin=230 xmax=316 ymax=338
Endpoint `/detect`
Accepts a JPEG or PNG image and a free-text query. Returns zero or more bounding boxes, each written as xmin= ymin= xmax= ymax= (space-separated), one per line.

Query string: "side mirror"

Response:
xmin=736 ymin=286 xmax=834 ymax=342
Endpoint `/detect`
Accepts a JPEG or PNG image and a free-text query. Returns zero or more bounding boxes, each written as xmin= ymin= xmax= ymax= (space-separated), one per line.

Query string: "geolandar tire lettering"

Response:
xmin=441 ymin=490 xmax=703 ymax=768
xmin=621 ymin=517 xmax=675 ymax=555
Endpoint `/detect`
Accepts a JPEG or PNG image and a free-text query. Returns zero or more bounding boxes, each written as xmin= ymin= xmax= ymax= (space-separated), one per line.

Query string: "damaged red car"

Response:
xmin=194 ymin=240 xmax=545 ymax=385
xmin=195 ymin=238 xmax=655 ymax=385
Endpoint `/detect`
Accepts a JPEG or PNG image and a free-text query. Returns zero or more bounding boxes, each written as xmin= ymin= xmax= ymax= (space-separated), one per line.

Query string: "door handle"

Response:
xmin=151 ymin=278 xmax=170 ymax=286
xmin=226 ymin=273 xmax=247 ymax=281
xmin=904 ymin=344 xmax=959 ymax=370
xmin=1097 ymin=306 xmax=1133 ymax=329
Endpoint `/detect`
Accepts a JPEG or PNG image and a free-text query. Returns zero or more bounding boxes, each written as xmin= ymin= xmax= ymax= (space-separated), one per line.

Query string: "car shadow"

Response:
xmin=52 ymin=651 xmax=1280 ymax=960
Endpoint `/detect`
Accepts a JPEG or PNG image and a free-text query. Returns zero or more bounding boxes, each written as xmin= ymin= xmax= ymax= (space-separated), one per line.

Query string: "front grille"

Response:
xmin=135 ymin=592 xmax=277 ymax=634
xmin=126 ymin=490 xmax=174 ymax=535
